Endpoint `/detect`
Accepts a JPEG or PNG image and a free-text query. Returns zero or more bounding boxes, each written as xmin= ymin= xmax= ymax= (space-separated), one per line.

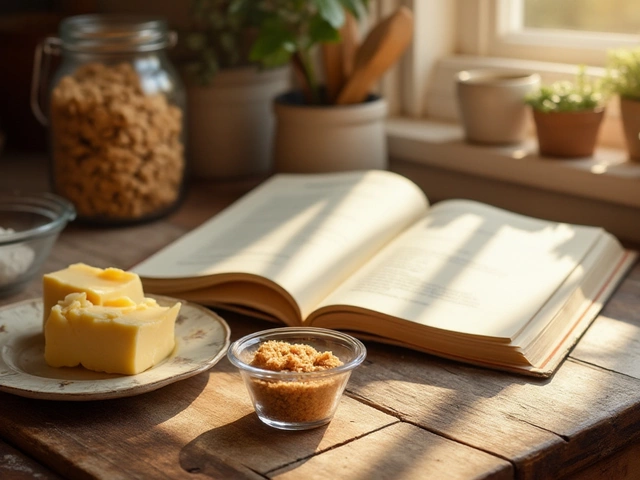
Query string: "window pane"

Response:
xmin=523 ymin=0 xmax=640 ymax=35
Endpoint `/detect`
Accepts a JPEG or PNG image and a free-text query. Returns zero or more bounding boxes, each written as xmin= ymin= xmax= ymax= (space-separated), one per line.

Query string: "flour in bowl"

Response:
xmin=0 ymin=227 xmax=35 ymax=286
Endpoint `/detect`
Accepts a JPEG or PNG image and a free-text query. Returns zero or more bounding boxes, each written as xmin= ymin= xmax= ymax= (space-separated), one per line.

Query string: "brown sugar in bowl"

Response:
xmin=227 ymin=327 xmax=367 ymax=430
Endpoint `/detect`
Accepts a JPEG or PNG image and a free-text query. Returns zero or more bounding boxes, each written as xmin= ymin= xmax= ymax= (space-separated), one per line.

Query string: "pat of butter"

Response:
xmin=42 ymin=263 xmax=145 ymax=324
xmin=44 ymin=292 xmax=180 ymax=375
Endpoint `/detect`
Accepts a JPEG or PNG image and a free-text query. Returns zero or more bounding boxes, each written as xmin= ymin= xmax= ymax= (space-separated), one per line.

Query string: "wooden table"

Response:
xmin=2 ymin=156 xmax=640 ymax=479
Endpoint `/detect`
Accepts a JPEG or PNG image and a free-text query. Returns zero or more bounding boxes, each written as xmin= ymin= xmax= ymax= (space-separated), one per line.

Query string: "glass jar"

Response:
xmin=32 ymin=15 xmax=187 ymax=225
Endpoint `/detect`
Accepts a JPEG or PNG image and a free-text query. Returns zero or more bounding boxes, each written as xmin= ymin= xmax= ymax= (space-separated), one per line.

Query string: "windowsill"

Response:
xmin=386 ymin=117 xmax=640 ymax=245
xmin=418 ymin=55 xmax=625 ymax=150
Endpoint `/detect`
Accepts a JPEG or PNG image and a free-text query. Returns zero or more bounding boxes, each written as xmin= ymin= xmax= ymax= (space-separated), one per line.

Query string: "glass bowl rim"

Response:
xmin=227 ymin=326 xmax=367 ymax=379
xmin=0 ymin=192 xmax=76 ymax=245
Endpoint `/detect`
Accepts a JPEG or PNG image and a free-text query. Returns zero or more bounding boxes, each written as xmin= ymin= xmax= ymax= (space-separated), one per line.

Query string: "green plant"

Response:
xmin=184 ymin=0 xmax=266 ymax=85
xmin=605 ymin=46 xmax=640 ymax=101
xmin=525 ymin=67 xmax=606 ymax=113
xmin=248 ymin=0 xmax=370 ymax=104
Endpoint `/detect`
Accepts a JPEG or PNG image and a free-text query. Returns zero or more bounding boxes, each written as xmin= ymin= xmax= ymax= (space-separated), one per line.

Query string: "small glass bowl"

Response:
xmin=0 ymin=192 xmax=76 ymax=297
xmin=228 ymin=327 xmax=367 ymax=430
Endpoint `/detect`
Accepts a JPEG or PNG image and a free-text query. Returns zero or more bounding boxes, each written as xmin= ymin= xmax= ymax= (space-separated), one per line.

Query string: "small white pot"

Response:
xmin=187 ymin=66 xmax=290 ymax=179
xmin=273 ymin=91 xmax=388 ymax=173
xmin=456 ymin=69 xmax=540 ymax=145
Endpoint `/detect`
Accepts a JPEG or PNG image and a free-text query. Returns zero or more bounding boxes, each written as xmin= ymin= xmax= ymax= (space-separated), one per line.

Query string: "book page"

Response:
xmin=133 ymin=171 xmax=429 ymax=319
xmin=312 ymin=199 xmax=605 ymax=339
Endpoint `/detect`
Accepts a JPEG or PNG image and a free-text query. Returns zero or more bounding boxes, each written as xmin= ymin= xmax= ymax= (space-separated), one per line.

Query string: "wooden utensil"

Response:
xmin=336 ymin=7 xmax=413 ymax=105
xmin=341 ymin=12 xmax=360 ymax=82
xmin=292 ymin=52 xmax=315 ymax=104
xmin=322 ymin=42 xmax=346 ymax=103
xmin=322 ymin=12 xmax=359 ymax=104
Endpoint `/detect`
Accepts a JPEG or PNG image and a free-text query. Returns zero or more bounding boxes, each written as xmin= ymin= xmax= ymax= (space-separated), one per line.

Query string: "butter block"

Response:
xmin=42 ymin=263 xmax=145 ymax=324
xmin=44 ymin=292 xmax=180 ymax=375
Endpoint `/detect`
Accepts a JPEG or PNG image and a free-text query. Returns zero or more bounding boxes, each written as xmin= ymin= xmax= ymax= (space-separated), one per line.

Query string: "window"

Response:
xmin=457 ymin=0 xmax=640 ymax=66
xmin=391 ymin=0 xmax=639 ymax=147
xmin=523 ymin=0 xmax=640 ymax=35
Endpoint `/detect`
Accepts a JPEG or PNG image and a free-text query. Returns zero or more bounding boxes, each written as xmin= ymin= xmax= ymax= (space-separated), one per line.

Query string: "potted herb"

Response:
xmin=525 ymin=67 xmax=607 ymax=158
xmin=605 ymin=46 xmax=640 ymax=161
xmin=249 ymin=0 xmax=370 ymax=105
xmin=182 ymin=0 xmax=290 ymax=179
xmin=247 ymin=2 xmax=413 ymax=173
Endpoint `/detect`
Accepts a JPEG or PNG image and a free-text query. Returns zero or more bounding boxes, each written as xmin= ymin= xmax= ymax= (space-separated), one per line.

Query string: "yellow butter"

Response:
xmin=42 ymin=263 xmax=145 ymax=324
xmin=44 ymin=292 xmax=180 ymax=375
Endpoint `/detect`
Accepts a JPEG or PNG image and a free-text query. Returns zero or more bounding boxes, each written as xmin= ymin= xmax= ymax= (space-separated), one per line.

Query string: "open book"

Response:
xmin=132 ymin=170 xmax=636 ymax=377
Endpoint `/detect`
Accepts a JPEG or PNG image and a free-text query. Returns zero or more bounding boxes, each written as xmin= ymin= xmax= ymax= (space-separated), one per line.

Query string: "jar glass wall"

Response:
xmin=35 ymin=15 xmax=187 ymax=225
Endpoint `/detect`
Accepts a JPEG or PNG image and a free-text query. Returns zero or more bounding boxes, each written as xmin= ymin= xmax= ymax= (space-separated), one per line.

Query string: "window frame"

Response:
xmin=457 ymin=0 xmax=640 ymax=66
xmin=385 ymin=0 xmax=637 ymax=148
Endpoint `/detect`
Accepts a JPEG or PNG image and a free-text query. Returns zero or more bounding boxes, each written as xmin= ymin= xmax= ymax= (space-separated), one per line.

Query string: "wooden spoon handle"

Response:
xmin=292 ymin=52 xmax=314 ymax=104
xmin=336 ymin=7 xmax=413 ymax=105
xmin=323 ymin=12 xmax=359 ymax=104
xmin=322 ymin=42 xmax=346 ymax=104
xmin=341 ymin=12 xmax=359 ymax=79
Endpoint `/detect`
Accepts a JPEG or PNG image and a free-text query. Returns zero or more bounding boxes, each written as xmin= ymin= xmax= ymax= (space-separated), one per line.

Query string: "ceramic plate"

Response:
xmin=0 ymin=295 xmax=230 ymax=401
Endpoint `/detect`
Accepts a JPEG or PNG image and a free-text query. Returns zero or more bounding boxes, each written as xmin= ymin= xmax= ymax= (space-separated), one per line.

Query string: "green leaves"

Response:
xmin=184 ymin=0 xmax=260 ymax=85
xmin=525 ymin=67 xmax=606 ymax=113
xmin=605 ymin=47 xmax=640 ymax=101
xmin=315 ymin=0 xmax=345 ymax=29
xmin=184 ymin=0 xmax=370 ymax=93
xmin=249 ymin=18 xmax=297 ymax=68
xmin=309 ymin=16 xmax=342 ymax=43
xmin=248 ymin=0 xmax=369 ymax=103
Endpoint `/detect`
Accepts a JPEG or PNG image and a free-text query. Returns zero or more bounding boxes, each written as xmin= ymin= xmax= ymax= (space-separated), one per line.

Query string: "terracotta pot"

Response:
xmin=456 ymin=69 xmax=540 ymax=145
xmin=532 ymin=108 xmax=605 ymax=158
xmin=187 ymin=66 xmax=290 ymax=179
xmin=273 ymin=91 xmax=388 ymax=173
xmin=619 ymin=96 xmax=640 ymax=161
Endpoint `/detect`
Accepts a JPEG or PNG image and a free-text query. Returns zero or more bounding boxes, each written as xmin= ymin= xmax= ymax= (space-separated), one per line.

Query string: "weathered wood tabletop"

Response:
xmin=2 ymin=155 xmax=640 ymax=480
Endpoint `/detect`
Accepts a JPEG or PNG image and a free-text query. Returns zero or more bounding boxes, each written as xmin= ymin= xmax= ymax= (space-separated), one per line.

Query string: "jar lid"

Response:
xmin=59 ymin=14 xmax=171 ymax=53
